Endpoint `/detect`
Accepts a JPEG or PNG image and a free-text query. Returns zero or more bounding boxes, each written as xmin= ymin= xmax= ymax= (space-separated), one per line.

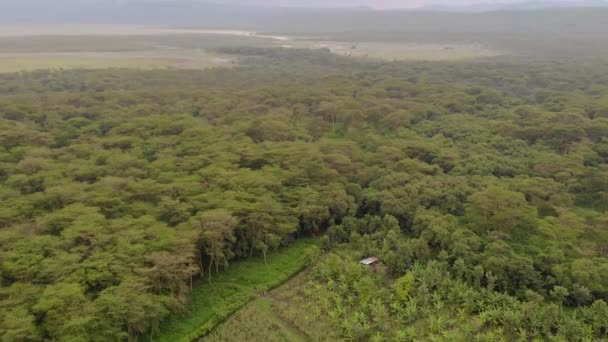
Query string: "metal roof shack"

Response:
xmin=359 ymin=257 xmax=379 ymax=266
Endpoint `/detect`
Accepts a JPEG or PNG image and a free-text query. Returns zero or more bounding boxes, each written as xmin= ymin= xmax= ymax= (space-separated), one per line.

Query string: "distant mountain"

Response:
xmin=76 ymin=1 xmax=272 ymax=27
xmin=0 ymin=0 xmax=274 ymax=26
xmin=421 ymin=0 xmax=608 ymax=12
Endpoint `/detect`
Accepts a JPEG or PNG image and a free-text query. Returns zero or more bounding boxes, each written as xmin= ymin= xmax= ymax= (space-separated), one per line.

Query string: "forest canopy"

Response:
xmin=0 ymin=48 xmax=607 ymax=341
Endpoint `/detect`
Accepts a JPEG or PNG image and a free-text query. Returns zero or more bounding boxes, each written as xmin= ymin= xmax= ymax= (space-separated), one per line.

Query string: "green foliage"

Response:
xmin=261 ymin=250 xmax=608 ymax=342
xmin=0 ymin=48 xmax=607 ymax=341
xmin=394 ymin=273 xmax=415 ymax=302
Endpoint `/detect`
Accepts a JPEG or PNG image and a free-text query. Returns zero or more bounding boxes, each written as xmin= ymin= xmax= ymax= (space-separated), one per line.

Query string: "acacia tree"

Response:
xmin=144 ymin=250 xmax=198 ymax=298
xmin=467 ymin=186 xmax=537 ymax=235
xmin=244 ymin=198 xmax=296 ymax=263
xmin=297 ymin=188 xmax=330 ymax=236
xmin=93 ymin=277 xmax=169 ymax=341
xmin=194 ymin=209 xmax=237 ymax=282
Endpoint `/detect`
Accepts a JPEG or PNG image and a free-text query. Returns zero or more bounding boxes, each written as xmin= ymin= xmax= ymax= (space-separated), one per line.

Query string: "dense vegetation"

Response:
xmin=0 ymin=49 xmax=607 ymax=341
xmin=272 ymin=220 xmax=608 ymax=341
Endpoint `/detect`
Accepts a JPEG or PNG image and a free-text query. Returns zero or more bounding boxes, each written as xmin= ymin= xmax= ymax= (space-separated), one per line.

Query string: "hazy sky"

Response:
xmin=281 ymin=0 xmax=515 ymax=7
xmin=1 ymin=0 xmax=594 ymax=11
xmin=215 ymin=0 xmax=587 ymax=8
xmin=3 ymin=0 xmax=592 ymax=9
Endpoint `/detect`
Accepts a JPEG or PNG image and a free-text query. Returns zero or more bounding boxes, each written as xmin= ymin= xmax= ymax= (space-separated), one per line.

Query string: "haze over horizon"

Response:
xmin=214 ymin=0 xmax=596 ymax=9
xmin=0 ymin=0 xmax=603 ymax=10
xmin=1 ymin=0 xmax=606 ymax=26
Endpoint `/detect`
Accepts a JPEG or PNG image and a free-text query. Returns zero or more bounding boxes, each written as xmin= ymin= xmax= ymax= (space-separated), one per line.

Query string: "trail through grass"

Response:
xmin=253 ymin=298 xmax=309 ymax=342
xmin=153 ymin=238 xmax=317 ymax=342
xmin=202 ymin=297 xmax=310 ymax=342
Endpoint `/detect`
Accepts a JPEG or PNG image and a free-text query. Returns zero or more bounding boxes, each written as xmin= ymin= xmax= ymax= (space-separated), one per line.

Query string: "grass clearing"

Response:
xmin=0 ymin=51 xmax=235 ymax=73
xmin=253 ymin=298 xmax=308 ymax=342
xmin=153 ymin=238 xmax=318 ymax=342
xmin=0 ymin=27 xmax=500 ymax=73
xmin=298 ymin=41 xmax=501 ymax=61
xmin=204 ymin=260 xmax=343 ymax=342
xmin=203 ymin=298 xmax=310 ymax=342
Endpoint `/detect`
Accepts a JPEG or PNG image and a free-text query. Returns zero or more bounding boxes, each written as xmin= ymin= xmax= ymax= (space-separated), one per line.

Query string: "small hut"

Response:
xmin=360 ymin=257 xmax=379 ymax=271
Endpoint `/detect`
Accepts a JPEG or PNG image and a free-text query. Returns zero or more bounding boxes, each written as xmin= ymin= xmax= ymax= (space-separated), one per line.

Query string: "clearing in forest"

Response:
xmin=203 ymin=297 xmax=310 ymax=342
xmin=153 ymin=239 xmax=318 ymax=342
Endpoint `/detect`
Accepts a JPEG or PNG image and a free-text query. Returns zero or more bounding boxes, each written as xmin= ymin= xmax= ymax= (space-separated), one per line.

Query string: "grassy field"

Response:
xmin=152 ymin=238 xmax=318 ymax=342
xmin=286 ymin=40 xmax=501 ymax=61
xmin=0 ymin=25 xmax=500 ymax=74
xmin=203 ymin=298 xmax=310 ymax=342
xmin=202 ymin=267 xmax=342 ymax=342
xmin=0 ymin=27 xmax=274 ymax=73
xmin=0 ymin=51 xmax=235 ymax=73
xmin=0 ymin=41 xmax=495 ymax=74
xmin=331 ymin=42 xmax=500 ymax=61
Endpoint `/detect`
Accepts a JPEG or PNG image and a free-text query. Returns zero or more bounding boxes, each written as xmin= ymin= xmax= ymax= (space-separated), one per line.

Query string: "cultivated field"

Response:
xmin=202 ymin=298 xmax=309 ymax=342
xmin=201 ymin=272 xmax=315 ymax=342
xmin=154 ymin=239 xmax=318 ymax=342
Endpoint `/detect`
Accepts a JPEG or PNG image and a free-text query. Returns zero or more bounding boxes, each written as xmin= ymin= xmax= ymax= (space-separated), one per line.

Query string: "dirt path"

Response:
xmin=256 ymin=296 xmax=312 ymax=342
